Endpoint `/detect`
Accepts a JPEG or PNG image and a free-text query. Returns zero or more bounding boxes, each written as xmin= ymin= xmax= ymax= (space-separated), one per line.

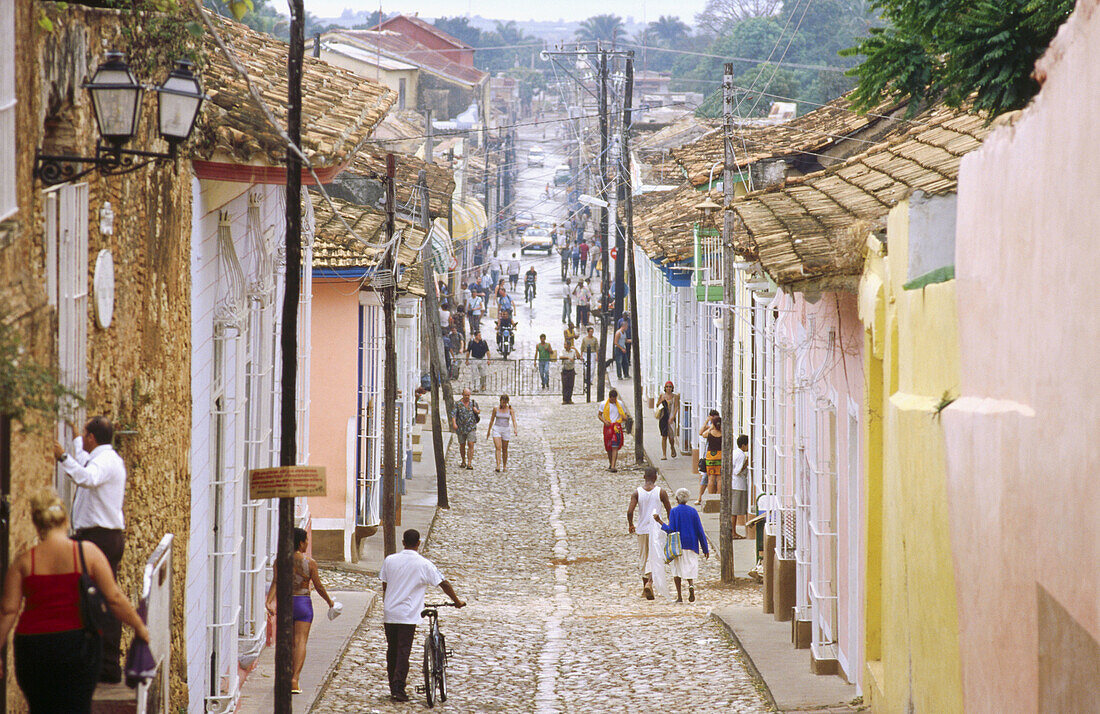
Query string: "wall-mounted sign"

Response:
xmin=248 ymin=465 xmax=327 ymax=499
xmin=93 ymin=249 xmax=115 ymax=329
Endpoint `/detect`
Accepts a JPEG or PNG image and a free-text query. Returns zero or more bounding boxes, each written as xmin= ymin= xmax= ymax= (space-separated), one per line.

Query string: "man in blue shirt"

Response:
xmin=654 ymin=487 xmax=710 ymax=603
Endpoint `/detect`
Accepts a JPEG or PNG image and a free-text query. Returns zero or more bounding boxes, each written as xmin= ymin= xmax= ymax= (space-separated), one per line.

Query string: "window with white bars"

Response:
xmin=0 ymin=0 xmax=15 ymax=222
xmin=357 ymin=299 xmax=384 ymax=527
xmin=45 ymin=184 xmax=89 ymax=508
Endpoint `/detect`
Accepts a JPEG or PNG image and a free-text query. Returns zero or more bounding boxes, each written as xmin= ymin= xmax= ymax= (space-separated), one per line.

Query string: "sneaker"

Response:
xmin=391 ymin=691 xmax=410 ymax=702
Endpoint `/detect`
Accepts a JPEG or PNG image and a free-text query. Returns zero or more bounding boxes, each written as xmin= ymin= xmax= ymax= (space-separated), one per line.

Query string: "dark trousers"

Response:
xmin=384 ymin=623 xmax=417 ymax=695
xmin=75 ymin=528 xmax=124 ymax=680
xmin=15 ymin=629 xmax=102 ymax=713
xmin=577 ymin=305 xmax=589 ymax=326
xmin=562 ymin=369 xmax=575 ymax=403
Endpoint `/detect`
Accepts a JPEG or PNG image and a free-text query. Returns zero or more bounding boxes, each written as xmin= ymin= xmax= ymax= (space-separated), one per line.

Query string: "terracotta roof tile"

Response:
xmin=348 ymin=146 xmax=455 ymax=217
xmin=309 ymin=193 xmax=426 ymax=271
xmin=196 ymin=14 xmax=396 ymax=166
xmin=729 ymin=106 xmax=992 ymax=288
xmin=327 ymin=30 xmax=487 ymax=87
xmin=670 ymin=95 xmax=906 ymax=187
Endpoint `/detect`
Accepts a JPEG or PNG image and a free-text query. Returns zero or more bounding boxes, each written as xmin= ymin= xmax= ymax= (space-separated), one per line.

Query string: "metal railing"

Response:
xmin=453 ymin=357 xmax=596 ymax=400
xmin=137 ymin=533 xmax=174 ymax=714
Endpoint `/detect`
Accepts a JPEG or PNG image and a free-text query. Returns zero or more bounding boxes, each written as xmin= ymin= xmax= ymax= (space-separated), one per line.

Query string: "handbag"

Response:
xmin=124 ymin=603 xmax=155 ymax=689
xmin=663 ymin=531 xmax=683 ymax=563
xmin=77 ymin=541 xmax=112 ymax=636
xmin=698 ymin=456 xmax=707 ymax=474
xmin=623 ymin=416 xmax=634 ymax=434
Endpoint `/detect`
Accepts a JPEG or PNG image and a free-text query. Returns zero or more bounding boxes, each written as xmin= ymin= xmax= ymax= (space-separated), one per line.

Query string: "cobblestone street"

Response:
xmin=313 ymin=398 xmax=770 ymax=713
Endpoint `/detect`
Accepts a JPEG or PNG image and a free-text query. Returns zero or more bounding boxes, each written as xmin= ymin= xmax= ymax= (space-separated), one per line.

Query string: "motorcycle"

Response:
xmin=496 ymin=323 xmax=514 ymax=359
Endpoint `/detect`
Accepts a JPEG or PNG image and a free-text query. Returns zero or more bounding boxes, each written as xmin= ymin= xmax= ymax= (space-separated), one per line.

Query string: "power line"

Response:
xmin=618 ymin=42 xmax=849 ymax=73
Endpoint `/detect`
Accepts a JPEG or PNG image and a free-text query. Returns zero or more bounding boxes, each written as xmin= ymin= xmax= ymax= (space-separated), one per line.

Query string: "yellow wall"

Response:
xmin=858 ymin=200 xmax=964 ymax=713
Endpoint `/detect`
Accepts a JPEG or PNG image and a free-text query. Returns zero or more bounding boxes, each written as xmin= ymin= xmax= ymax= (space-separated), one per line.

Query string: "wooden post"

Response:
xmin=382 ymin=154 xmax=398 ymax=557
xmin=595 ymin=48 xmax=611 ymax=402
xmin=417 ymin=171 xmax=453 ymax=508
xmin=623 ymin=56 xmax=644 ymax=464
xmin=0 ymin=413 xmax=9 ymax=712
xmin=276 ymin=0 xmax=305 ymax=708
xmin=720 ymin=62 xmax=737 ymax=583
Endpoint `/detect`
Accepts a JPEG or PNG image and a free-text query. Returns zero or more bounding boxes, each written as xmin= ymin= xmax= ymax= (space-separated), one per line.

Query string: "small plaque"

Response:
xmin=248 ymin=466 xmax=327 ymax=499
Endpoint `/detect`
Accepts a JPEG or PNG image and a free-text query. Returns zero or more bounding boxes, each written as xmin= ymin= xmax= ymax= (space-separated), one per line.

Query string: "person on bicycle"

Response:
xmin=496 ymin=309 xmax=515 ymax=355
xmin=379 ymin=529 xmax=465 ymax=703
xmin=524 ymin=266 xmax=538 ymax=302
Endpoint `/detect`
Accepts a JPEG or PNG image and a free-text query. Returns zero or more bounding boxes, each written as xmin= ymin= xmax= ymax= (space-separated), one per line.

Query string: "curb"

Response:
xmin=709 ymin=610 xmax=781 ymax=713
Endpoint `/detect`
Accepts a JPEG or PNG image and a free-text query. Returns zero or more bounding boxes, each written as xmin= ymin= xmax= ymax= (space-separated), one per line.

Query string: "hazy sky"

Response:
xmin=303 ymin=0 xmax=708 ymax=25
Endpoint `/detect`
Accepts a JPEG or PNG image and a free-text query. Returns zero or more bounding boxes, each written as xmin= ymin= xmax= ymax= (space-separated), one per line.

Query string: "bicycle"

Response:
xmin=525 ymin=281 xmax=536 ymax=307
xmin=418 ymin=602 xmax=456 ymax=707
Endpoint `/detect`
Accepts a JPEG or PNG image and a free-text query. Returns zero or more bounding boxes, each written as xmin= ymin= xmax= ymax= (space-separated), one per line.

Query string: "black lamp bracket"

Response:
xmin=33 ymin=143 xmax=176 ymax=187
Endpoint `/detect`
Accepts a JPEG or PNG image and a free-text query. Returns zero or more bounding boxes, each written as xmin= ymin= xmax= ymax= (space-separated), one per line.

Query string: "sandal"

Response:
xmin=688 ymin=585 xmax=695 ymax=603
xmin=643 ymin=585 xmax=654 ymax=601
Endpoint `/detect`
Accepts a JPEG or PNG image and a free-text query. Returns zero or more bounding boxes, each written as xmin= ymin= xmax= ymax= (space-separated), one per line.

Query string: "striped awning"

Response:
xmin=450 ymin=198 xmax=486 ymax=243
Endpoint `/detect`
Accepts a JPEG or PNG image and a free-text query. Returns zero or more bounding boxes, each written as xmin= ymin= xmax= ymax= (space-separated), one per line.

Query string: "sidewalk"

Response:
xmin=614 ymin=377 xmax=757 ymax=576
xmin=236 ymin=590 xmax=375 ymax=714
xmin=712 ymin=605 xmax=860 ymax=713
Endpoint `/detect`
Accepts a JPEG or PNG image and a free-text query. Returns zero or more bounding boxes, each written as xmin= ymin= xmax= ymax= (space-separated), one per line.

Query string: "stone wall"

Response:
xmin=2 ymin=3 xmax=195 ymax=707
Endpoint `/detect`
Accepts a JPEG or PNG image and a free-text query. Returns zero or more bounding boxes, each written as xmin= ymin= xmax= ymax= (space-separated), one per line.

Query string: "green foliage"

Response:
xmin=843 ymin=0 xmax=1074 ymax=117
xmin=575 ymin=15 xmax=626 ymax=46
xmin=0 ymin=321 xmax=72 ymax=422
xmin=119 ymin=0 xmax=205 ymax=76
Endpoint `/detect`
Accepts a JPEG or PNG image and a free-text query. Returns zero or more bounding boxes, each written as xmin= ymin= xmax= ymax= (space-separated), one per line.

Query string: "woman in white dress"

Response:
xmin=485 ymin=394 xmax=519 ymax=472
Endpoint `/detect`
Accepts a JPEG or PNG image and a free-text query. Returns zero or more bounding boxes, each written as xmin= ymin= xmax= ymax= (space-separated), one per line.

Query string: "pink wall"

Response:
xmin=775 ymin=291 xmax=864 ymax=681
xmin=307 ymin=281 xmax=360 ymax=521
xmin=946 ymin=2 xmax=1100 ymax=710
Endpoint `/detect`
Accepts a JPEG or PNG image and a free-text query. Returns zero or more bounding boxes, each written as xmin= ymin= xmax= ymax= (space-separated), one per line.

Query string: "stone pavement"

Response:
xmin=311 ymin=398 xmax=771 ymax=713
xmin=613 ymin=378 xmax=759 ymax=577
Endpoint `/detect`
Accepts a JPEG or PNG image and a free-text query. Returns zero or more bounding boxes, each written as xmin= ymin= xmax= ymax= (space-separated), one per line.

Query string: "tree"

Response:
xmin=695 ymin=0 xmax=782 ymax=37
xmin=842 ymin=0 xmax=1074 ymax=117
xmin=433 ymin=16 xmax=484 ymax=48
xmin=575 ymin=14 xmax=626 ymax=47
xmin=649 ymin=15 xmax=691 ymax=46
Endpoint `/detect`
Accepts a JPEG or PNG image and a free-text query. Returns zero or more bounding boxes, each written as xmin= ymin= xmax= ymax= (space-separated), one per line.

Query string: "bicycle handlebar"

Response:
xmin=423 ymin=602 xmax=458 ymax=609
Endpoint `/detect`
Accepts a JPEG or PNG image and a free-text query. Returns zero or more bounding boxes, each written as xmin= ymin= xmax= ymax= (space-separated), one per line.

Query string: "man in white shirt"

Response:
xmin=507 ymin=253 xmax=521 ymax=291
xmin=730 ymin=434 xmax=750 ymax=539
xmin=468 ymin=291 xmax=484 ymax=334
xmin=379 ymin=529 xmax=465 ymax=702
xmin=53 ymin=415 xmax=128 ymax=682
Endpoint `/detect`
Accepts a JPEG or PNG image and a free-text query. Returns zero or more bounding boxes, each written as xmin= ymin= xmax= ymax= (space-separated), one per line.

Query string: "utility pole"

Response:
xmin=417 ymin=171 xmax=453 ymax=508
xmin=622 ymin=55 xmax=644 ymax=465
xmin=425 ymin=109 xmax=433 ymax=164
xmin=275 ymin=0 xmax=304 ymax=709
xmin=595 ymin=48 xmax=611 ymax=401
xmin=382 ymin=154 xmax=398 ymax=557
xmin=720 ymin=62 xmax=736 ymax=583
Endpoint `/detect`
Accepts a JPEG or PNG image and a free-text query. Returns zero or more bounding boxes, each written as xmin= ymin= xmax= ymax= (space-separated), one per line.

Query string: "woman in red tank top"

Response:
xmin=0 ymin=490 xmax=149 ymax=713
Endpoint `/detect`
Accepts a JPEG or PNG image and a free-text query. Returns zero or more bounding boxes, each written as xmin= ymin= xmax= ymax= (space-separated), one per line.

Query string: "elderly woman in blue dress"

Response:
xmin=653 ymin=488 xmax=710 ymax=603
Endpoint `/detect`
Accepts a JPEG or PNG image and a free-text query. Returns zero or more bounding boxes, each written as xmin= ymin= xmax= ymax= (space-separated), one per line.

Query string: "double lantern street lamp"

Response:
xmin=34 ymin=52 xmax=206 ymax=186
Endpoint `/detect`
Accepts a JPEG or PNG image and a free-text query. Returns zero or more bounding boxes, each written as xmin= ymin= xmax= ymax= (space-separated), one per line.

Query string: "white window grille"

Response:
xmin=810 ymin=391 xmax=840 ymax=663
xmin=0 ymin=0 xmax=15 ymax=222
xmin=238 ymin=193 xmax=277 ymax=668
xmin=356 ymin=295 xmax=384 ymax=527
xmin=843 ymin=398 xmax=862 ymax=686
xmin=793 ymin=371 xmax=813 ymax=623
xmin=44 ymin=184 xmax=88 ymax=508
xmin=207 ymin=210 xmax=247 ymax=712
xmin=675 ymin=287 xmax=697 ymax=450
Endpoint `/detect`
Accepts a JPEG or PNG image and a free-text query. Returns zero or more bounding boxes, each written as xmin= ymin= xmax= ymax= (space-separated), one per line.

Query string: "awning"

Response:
xmin=428 ymin=218 xmax=454 ymax=274
xmin=450 ymin=198 xmax=486 ymax=243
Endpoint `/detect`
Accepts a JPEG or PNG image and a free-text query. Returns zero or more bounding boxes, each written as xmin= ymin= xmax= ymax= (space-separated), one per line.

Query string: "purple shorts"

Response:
xmin=292 ymin=595 xmax=314 ymax=623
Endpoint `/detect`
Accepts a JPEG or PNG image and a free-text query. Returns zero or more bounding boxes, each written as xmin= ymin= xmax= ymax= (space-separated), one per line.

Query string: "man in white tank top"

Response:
xmin=626 ymin=467 xmax=672 ymax=600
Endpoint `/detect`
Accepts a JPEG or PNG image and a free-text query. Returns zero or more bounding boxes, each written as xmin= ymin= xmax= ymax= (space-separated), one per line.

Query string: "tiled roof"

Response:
xmin=730 ymin=106 xmax=991 ymax=288
xmin=196 ymin=14 xmax=396 ymax=166
xmin=632 ymin=185 xmax=720 ymax=263
xmin=348 ymin=146 xmax=456 ymax=217
xmin=310 ymin=193 xmax=427 ymax=272
xmin=670 ymin=95 xmax=906 ymax=187
xmin=328 ymin=30 xmax=487 ymax=87
xmin=377 ymin=15 xmax=473 ymax=50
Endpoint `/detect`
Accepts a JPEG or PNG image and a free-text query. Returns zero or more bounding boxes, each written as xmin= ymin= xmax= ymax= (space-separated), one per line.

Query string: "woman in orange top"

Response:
xmin=0 ymin=490 xmax=149 ymax=713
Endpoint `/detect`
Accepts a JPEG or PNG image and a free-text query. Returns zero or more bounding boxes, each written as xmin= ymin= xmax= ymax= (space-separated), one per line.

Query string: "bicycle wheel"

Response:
xmin=436 ymin=633 xmax=448 ymax=702
xmin=423 ymin=639 xmax=436 ymax=707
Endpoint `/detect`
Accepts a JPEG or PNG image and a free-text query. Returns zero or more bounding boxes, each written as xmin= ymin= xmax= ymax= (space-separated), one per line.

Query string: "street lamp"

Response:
xmin=34 ymin=52 xmax=206 ymax=186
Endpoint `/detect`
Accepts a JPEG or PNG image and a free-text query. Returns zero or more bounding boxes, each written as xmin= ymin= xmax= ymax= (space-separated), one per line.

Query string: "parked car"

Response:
xmin=528 ymin=147 xmax=545 ymax=167
xmin=514 ymin=211 xmax=534 ymax=234
xmin=520 ymin=226 xmax=554 ymax=254
xmin=553 ymin=164 xmax=571 ymax=186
